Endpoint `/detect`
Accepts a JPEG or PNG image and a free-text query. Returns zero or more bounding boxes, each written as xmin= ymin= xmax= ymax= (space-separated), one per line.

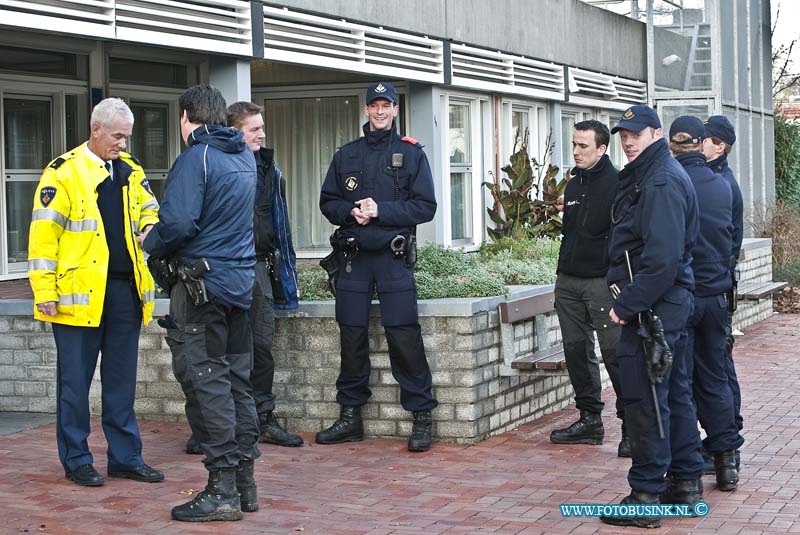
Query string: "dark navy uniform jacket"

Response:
xmin=607 ymin=138 xmax=699 ymax=321
xmin=708 ymin=154 xmax=744 ymax=262
xmin=676 ymin=151 xmax=733 ymax=297
xmin=319 ymin=122 xmax=436 ymax=251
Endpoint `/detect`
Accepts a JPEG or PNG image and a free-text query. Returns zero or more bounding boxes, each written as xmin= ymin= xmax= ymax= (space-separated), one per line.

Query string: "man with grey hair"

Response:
xmin=28 ymin=97 xmax=163 ymax=487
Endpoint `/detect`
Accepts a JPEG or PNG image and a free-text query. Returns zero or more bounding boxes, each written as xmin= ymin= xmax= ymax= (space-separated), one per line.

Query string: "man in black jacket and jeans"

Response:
xmin=550 ymin=120 xmax=628 ymax=457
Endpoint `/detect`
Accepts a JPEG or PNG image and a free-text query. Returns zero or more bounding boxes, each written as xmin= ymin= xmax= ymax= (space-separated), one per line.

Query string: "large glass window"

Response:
xmin=449 ymin=102 xmax=472 ymax=242
xmin=265 ymin=95 xmax=360 ymax=250
xmin=109 ymin=58 xmax=188 ymax=88
xmin=129 ymin=101 xmax=170 ymax=201
xmin=652 ymin=2 xmax=713 ymax=93
xmin=0 ymin=45 xmax=85 ymax=78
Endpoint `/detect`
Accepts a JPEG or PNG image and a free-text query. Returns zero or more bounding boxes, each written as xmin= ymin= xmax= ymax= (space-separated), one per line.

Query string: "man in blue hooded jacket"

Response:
xmin=140 ymin=85 xmax=259 ymax=522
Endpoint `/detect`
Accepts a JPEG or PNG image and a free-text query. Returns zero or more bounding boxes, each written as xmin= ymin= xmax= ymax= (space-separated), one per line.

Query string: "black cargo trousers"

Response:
xmin=554 ymin=272 xmax=623 ymax=419
xmin=166 ymin=281 xmax=261 ymax=469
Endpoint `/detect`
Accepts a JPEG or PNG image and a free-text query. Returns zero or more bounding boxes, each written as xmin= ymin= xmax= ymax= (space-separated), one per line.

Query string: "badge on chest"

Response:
xmin=345 ymin=176 xmax=358 ymax=191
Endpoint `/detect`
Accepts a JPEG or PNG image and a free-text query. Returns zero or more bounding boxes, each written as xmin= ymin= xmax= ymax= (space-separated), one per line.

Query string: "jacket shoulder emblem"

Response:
xmin=401 ymin=136 xmax=421 ymax=146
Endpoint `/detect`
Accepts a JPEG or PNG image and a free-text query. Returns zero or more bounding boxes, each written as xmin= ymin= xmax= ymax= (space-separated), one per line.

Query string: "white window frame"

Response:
xmin=0 ymin=77 xmax=88 ymax=279
xmin=440 ymin=91 xmax=490 ymax=249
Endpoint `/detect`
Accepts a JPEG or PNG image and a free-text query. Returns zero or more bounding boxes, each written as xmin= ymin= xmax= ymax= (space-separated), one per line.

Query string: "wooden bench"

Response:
xmin=498 ymin=287 xmax=568 ymax=374
xmin=737 ymin=281 xmax=788 ymax=301
xmin=510 ymin=343 xmax=567 ymax=371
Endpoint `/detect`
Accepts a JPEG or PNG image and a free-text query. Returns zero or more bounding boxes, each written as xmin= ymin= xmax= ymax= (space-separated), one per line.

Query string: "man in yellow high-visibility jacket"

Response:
xmin=28 ymin=98 xmax=164 ymax=487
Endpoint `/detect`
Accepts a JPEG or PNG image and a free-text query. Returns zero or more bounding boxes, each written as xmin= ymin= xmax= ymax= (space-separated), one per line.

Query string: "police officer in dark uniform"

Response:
xmin=669 ymin=115 xmax=742 ymax=497
xmin=318 ymin=81 xmax=438 ymax=452
xmin=600 ymin=105 xmax=704 ymax=529
xmin=703 ymin=116 xmax=744 ymax=472
xmin=550 ymin=120 xmax=629 ymax=457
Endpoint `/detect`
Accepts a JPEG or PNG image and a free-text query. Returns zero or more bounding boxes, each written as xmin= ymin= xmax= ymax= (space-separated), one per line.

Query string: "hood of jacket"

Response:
xmin=188 ymin=124 xmax=247 ymax=154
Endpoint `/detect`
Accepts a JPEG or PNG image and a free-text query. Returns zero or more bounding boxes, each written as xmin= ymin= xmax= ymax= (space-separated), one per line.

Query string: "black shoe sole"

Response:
xmin=260 ymin=436 xmax=304 ymax=447
xmin=408 ymin=444 xmax=432 ymax=452
xmin=171 ymin=511 xmax=243 ymax=522
xmin=550 ymin=436 xmax=604 ymax=445
xmin=108 ymin=471 xmax=165 ymax=483
xmin=315 ymin=435 xmax=364 ymax=445
xmin=65 ymin=474 xmax=104 ymax=487
xmin=600 ymin=516 xmax=660 ymax=528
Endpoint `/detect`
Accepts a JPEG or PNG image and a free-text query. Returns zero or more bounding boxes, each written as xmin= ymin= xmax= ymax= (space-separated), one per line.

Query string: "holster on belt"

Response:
xmin=266 ymin=250 xmax=287 ymax=305
xmin=175 ymin=258 xmax=210 ymax=307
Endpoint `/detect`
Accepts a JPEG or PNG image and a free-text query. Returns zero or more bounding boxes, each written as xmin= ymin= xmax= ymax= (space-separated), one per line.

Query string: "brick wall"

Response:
xmin=0 ymin=238 xmax=777 ymax=443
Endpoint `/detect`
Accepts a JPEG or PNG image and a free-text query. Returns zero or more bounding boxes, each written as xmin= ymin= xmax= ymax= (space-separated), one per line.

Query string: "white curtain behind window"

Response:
xmin=265 ymin=96 xmax=361 ymax=250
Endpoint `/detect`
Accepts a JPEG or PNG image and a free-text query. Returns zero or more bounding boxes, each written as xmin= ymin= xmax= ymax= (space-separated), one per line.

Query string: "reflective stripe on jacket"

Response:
xmin=28 ymin=142 xmax=159 ymax=326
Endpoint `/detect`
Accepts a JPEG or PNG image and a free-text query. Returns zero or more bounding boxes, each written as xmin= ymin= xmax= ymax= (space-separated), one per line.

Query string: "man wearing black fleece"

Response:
xmin=550 ymin=120 xmax=628 ymax=457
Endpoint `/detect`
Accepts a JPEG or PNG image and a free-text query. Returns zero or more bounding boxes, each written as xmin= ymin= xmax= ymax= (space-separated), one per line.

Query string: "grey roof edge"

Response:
xmin=1 ymin=285 xmax=556 ymax=318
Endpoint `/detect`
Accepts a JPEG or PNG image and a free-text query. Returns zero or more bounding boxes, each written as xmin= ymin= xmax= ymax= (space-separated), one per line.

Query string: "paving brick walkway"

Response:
xmin=1 ymin=313 xmax=799 ymax=534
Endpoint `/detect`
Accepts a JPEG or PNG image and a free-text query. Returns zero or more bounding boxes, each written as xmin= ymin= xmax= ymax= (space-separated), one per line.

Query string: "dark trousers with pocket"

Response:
xmin=250 ymin=262 xmax=276 ymax=417
xmin=554 ymin=273 xmax=623 ymax=419
xmin=334 ymin=250 xmax=437 ymax=412
xmin=618 ymin=286 xmax=704 ymax=494
xmin=688 ymin=294 xmax=744 ymax=454
xmin=166 ymin=282 xmax=260 ymax=470
xmin=724 ymin=309 xmax=744 ymax=431
xmin=52 ymin=278 xmax=144 ymax=473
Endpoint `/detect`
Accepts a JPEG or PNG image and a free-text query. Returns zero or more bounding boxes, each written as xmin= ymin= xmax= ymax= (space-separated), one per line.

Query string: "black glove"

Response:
xmin=638 ymin=312 xmax=672 ymax=383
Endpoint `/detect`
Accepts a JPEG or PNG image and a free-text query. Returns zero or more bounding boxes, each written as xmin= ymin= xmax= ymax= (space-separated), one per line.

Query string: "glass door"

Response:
xmin=2 ymin=96 xmax=53 ymax=272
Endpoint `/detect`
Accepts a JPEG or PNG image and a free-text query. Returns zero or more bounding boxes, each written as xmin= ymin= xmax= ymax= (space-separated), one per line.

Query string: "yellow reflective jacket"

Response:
xmin=28 ymin=143 xmax=159 ymax=326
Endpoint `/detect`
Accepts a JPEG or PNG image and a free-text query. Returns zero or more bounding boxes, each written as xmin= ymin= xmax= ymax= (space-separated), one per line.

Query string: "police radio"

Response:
xmin=391 ymin=153 xmax=404 ymax=200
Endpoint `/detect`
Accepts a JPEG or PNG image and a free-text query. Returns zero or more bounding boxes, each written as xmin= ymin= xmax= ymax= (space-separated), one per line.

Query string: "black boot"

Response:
xmin=600 ymin=490 xmax=661 ymax=529
xmin=662 ymin=478 xmax=704 ymax=508
xmin=617 ymin=423 xmax=631 ymax=457
xmin=715 ymin=450 xmax=739 ymax=491
xmin=236 ymin=460 xmax=258 ymax=513
xmin=315 ymin=405 xmax=364 ymax=444
xmin=260 ymin=412 xmax=304 ymax=447
xmin=185 ymin=434 xmax=203 ymax=455
xmin=408 ymin=410 xmax=433 ymax=452
xmin=171 ymin=468 xmax=242 ymax=522
xmin=550 ymin=410 xmax=604 ymax=445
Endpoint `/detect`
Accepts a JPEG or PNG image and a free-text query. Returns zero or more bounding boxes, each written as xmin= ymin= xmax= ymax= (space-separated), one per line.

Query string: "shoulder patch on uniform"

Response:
xmin=401 ymin=135 xmax=419 ymax=145
xmin=40 ymin=186 xmax=57 ymax=207
xmin=653 ymin=176 xmax=667 ymax=186
xmin=140 ymin=178 xmax=153 ymax=195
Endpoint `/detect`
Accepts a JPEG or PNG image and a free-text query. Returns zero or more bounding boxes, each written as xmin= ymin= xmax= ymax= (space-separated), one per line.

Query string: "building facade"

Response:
xmin=0 ymin=0 xmax=772 ymax=278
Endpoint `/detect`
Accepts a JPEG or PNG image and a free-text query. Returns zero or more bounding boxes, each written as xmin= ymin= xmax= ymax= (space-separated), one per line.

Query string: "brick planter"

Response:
xmin=0 ymin=238 xmax=777 ymax=443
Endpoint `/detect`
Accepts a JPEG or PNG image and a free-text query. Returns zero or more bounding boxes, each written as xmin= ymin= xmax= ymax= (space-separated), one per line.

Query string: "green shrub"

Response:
xmin=295 ymin=238 xmax=558 ymax=301
xmin=774 ymin=261 xmax=800 ymax=286
xmin=774 ymin=113 xmax=800 ymax=208
xmin=297 ymin=264 xmax=334 ymax=301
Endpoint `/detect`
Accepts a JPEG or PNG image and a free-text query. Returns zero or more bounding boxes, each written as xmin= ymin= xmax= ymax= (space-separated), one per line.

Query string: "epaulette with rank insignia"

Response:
xmin=120 ymin=151 xmax=141 ymax=166
xmin=48 ymin=151 xmax=76 ymax=170
xmin=401 ymin=136 xmax=423 ymax=147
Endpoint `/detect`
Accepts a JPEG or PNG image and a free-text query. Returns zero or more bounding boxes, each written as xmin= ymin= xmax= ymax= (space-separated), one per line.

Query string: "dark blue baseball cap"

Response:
xmin=669 ymin=115 xmax=705 ymax=144
xmin=611 ymin=104 xmax=662 ymax=134
xmin=705 ymin=115 xmax=736 ymax=145
xmin=366 ymin=82 xmax=398 ymax=105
